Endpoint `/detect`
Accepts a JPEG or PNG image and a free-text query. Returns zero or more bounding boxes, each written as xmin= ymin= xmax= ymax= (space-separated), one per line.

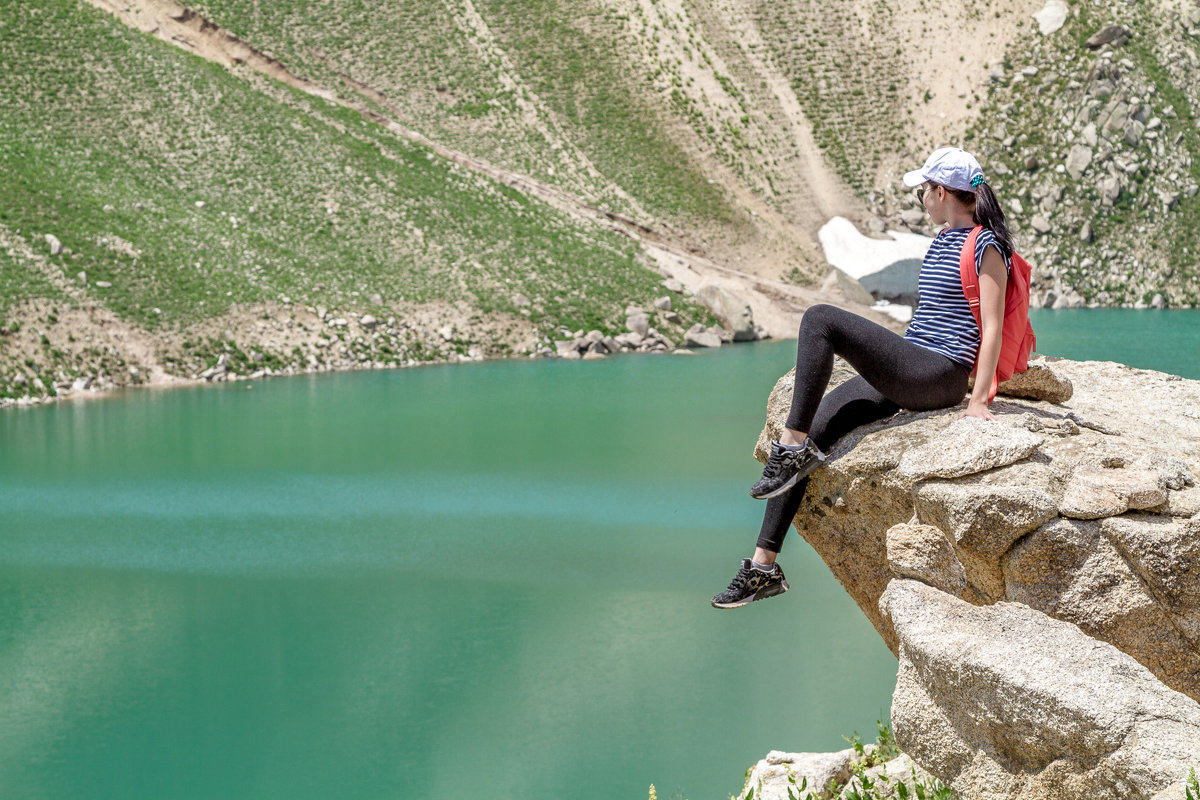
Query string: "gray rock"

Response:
xmin=1079 ymin=220 xmax=1094 ymax=242
xmin=1030 ymin=215 xmax=1052 ymax=234
xmin=512 ymin=294 xmax=530 ymax=307
xmin=45 ymin=234 xmax=62 ymax=256
xmin=882 ymin=579 xmax=1200 ymax=800
xmin=684 ymin=327 xmax=723 ymax=348
xmin=360 ymin=315 xmax=378 ymax=330
xmin=663 ymin=279 xmax=684 ymax=293
xmin=886 ymin=522 xmax=969 ymax=598
xmin=1003 ymin=515 xmax=1200 ymax=700
xmin=625 ymin=313 xmax=650 ymax=338
xmin=821 ymin=268 xmax=875 ymax=307
xmin=1125 ymin=119 xmax=1146 ymax=146
xmin=1086 ymin=24 xmax=1133 ymax=49
xmin=996 ymin=360 xmax=1074 ymax=403
xmin=1059 ymin=465 xmax=1167 ymax=518
xmin=1065 ymin=144 xmax=1093 ymax=180
xmin=837 ymin=753 xmax=938 ymax=799
xmin=896 ymin=418 xmax=1044 ymax=481
xmin=653 ymin=296 xmax=672 ymax=311
xmin=740 ymin=747 xmax=858 ymax=800
xmin=1099 ymin=175 xmax=1122 ymax=204
xmin=615 ymin=332 xmax=644 ymax=349
xmin=696 ymin=281 xmax=756 ymax=341
xmin=554 ymin=340 xmax=581 ymax=357
xmin=1152 ymin=293 xmax=1166 ymax=309
xmin=900 ymin=208 xmax=926 ymax=229
xmin=915 ymin=482 xmax=1058 ymax=562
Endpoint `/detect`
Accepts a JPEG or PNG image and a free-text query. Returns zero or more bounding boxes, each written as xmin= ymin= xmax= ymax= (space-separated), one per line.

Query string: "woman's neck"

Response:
xmin=944 ymin=207 xmax=976 ymax=230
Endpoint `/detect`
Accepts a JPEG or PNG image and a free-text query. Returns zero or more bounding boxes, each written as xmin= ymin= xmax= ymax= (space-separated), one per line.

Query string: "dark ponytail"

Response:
xmin=948 ymin=183 xmax=1015 ymax=258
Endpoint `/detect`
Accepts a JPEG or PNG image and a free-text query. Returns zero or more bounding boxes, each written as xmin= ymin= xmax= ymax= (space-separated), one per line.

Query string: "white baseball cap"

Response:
xmin=902 ymin=147 xmax=985 ymax=192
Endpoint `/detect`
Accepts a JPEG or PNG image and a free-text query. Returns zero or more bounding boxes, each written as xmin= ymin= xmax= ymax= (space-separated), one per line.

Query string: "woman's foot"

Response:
xmin=749 ymin=439 xmax=826 ymax=499
xmin=710 ymin=559 xmax=790 ymax=608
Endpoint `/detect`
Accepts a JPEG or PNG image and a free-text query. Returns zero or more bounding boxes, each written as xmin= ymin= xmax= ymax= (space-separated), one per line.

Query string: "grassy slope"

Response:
xmin=185 ymin=0 xmax=737 ymax=226
xmin=0 ymin=0 xmax=708 ymax=356
xmin=752 ymin=0 xmax=912 ymax=196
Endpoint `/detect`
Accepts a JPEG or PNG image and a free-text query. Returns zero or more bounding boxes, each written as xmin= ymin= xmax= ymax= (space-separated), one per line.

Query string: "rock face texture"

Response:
xmin=755 ymin=356 xmax=1200 ymax=797
xmin=882 ymin=579 xmax=1200 ymax=799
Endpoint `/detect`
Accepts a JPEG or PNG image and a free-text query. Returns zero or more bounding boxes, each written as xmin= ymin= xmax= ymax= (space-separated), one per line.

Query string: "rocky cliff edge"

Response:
xmin=750 ymin=356 xmax=1200 ymax=799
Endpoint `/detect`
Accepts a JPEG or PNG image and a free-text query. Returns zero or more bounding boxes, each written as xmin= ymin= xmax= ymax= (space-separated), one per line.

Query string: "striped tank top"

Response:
xmin=904 ymin=227 xmax=1011 ymax=367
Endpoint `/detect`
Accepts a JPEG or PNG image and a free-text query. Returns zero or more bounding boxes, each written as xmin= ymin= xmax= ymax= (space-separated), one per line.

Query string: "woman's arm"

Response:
xmin=962 ymin=246 xmax=1007 ymax=420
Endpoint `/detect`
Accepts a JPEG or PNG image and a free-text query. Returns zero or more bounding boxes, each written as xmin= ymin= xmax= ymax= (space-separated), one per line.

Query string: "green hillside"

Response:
xmin=3 ymin=0 xmax=1198 ymax=402
xmin=0 ymin=0 xmax=721 ymax=399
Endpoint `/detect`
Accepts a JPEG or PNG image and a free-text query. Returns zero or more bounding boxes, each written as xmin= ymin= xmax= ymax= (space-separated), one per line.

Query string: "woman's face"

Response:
xmin=921 ymin=181 xmax=947 ymax=225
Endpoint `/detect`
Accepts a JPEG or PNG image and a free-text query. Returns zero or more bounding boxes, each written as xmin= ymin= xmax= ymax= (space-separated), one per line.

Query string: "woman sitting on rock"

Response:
xmin=712 ymin=147 xmax=1014 ymax=609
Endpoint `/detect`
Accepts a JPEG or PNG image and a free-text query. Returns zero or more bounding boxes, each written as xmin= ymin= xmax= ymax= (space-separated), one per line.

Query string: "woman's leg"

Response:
xmin=755 ymin=310 xmax=971 ymax=552
xmin=714 ymin=308 xmax=968 ymax=607
xmin=784 ymin=304 xmax=969 ymax=436
xmin=712 ymin=376 xmax=899 ymax=608
xmin=755 ymin=375 xmax=898 ymax=554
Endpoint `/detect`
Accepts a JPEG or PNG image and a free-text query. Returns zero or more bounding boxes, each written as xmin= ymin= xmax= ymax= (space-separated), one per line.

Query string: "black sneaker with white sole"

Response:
xmin=710 ymin=559 xmax=790 ymax=609
xmin=749 ymin=439 xmax=826 ymax=499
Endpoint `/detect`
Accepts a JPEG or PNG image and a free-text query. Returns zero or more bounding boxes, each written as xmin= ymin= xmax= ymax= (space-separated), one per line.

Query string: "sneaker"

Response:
xmin=749 ymin=439 xmax=826 ymax=499
xmin=710 ymin=559 xmax=790 ymax=609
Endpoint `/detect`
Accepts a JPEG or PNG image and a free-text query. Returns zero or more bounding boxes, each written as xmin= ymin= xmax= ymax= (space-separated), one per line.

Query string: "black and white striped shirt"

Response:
xmin=904 ymin=227 xmax=1011 ymax=367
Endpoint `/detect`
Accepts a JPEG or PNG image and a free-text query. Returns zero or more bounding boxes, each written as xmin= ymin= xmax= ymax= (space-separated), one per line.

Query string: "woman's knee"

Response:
xmin=797 ymin=303 xmax=839 ymax=336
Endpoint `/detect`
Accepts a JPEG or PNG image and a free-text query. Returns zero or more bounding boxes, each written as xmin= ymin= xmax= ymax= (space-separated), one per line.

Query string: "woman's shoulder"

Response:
xmin=973 ymin=226 xmax=1012 ymax=271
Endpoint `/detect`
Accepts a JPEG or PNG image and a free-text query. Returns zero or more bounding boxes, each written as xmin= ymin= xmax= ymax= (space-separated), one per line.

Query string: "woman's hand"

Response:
xmin=960 ymin=398 xmax=996 ymax=421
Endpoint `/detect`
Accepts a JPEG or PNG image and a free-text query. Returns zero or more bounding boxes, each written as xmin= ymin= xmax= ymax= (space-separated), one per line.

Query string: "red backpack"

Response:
xmin=958 ymin=226 xmax=1036 ymax=402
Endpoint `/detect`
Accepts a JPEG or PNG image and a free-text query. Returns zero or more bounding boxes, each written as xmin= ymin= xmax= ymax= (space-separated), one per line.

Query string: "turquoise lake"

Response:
xmin=1 ymin=309 xmax=1197 ymax=799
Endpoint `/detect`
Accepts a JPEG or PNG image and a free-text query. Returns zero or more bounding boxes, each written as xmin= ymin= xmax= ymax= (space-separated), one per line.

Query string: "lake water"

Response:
xmin=0 ymin=342 xmax=895 ymax=800
xmin=1 ymin=309 xmax=1196 ymax=799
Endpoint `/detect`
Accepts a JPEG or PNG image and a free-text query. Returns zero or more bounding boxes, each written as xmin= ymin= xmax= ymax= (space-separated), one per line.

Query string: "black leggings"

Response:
xmin=755 ymin=304 xmax=970 ymax=553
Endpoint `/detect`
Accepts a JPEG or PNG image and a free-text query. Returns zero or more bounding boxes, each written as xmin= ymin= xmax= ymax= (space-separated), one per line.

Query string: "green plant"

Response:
xmin=1185 ymin=767 xmax=1198 ymax=800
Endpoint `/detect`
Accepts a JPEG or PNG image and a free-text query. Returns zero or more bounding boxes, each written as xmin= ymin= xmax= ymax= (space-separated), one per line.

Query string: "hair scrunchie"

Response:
xmin=970 ymin=174 xmax=986 ymax=188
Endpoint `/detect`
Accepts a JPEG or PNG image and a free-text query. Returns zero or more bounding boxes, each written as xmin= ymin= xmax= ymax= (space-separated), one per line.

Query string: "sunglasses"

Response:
xmin=917 ymin=184 xmax=939 ymax=202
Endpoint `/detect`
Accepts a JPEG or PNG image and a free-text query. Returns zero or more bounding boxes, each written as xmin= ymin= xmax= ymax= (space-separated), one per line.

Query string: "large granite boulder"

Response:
xmin=751 ymin=356 xmax=1200 ymax=797
xmin=881 ymin=579 xmax=1200 ymax=799
xmin=756 ymin=356 xmax=1200 ymax=701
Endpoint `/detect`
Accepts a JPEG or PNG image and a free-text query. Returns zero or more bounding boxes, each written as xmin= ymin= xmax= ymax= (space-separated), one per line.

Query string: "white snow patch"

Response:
xmin=1033 ymin=0 xmax=1068 ymax=35
xmin=818 ymin=217 xmax=932 ymax=281
xmin=872 ymin=300 xmax=913 ymax=324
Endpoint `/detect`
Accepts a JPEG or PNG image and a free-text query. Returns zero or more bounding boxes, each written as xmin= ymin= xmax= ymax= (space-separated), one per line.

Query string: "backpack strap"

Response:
xmin=958 ymin=225 xmax=990 ymax=391
xmin=958 ymin=225 xmax=984 ymax=328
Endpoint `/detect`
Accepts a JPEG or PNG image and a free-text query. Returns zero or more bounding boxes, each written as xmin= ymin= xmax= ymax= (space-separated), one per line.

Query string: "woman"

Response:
xmin=711 ymin=146 xmax=1013 ymax=609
